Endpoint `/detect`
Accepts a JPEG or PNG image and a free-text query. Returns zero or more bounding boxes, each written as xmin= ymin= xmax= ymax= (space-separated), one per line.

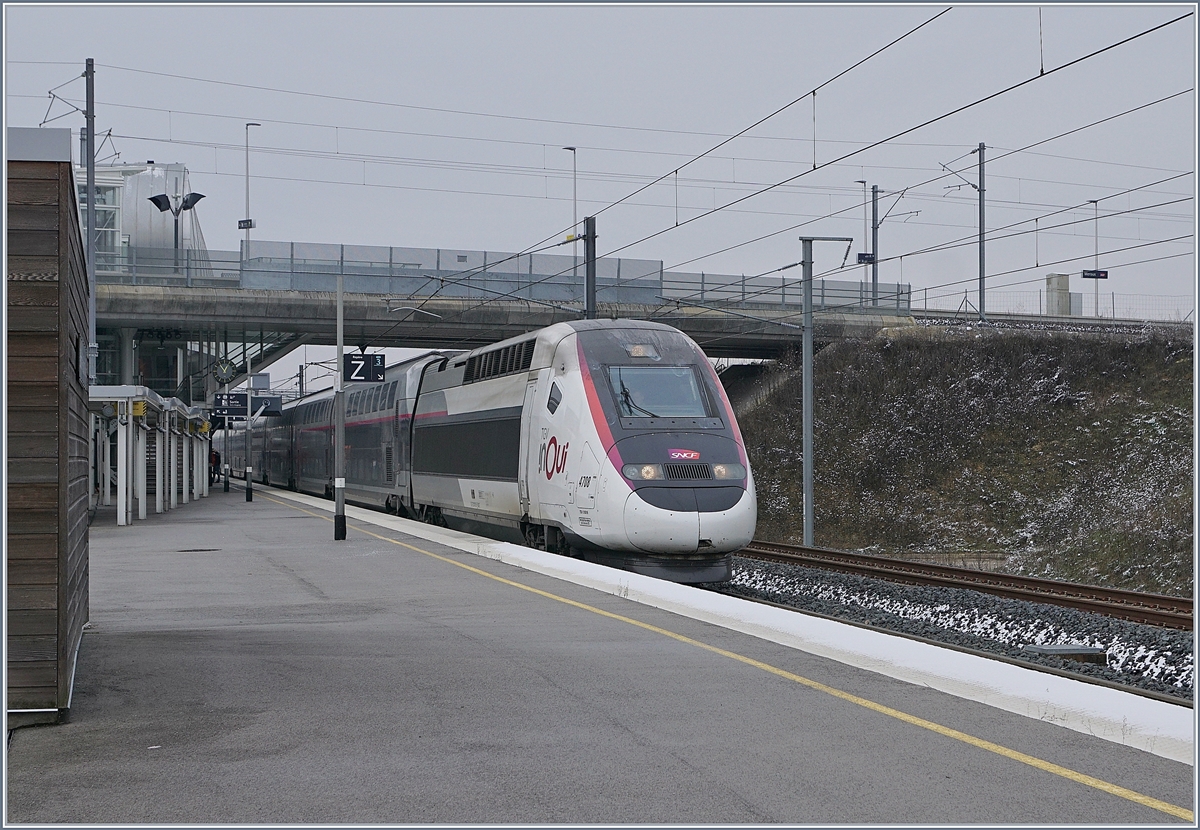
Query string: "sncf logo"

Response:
xmin=669 ymin=449 xmax=700 ymax=460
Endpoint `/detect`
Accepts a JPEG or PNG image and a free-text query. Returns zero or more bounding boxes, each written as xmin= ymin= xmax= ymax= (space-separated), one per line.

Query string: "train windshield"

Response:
xmin=607 ymin=366 xmax=709 ymax=418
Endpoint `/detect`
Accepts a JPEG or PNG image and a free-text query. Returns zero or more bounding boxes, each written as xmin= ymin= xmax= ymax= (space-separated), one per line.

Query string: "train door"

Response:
xmin=518 ymin=378 xmax=539 ymax=517
xmin=406 ymin=356 xmax=447 ymax=514
xmin=390 ymin=393 xmax=402 ymax=501
xmin=288 ymin=421 xmax=298 ymax=490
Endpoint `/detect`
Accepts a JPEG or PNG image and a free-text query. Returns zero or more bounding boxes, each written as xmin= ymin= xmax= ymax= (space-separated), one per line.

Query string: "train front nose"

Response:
xmin=622 ymin=489 xmax=700 ymax=553
xmin=621 ymin=484 xmax=755 ymax=554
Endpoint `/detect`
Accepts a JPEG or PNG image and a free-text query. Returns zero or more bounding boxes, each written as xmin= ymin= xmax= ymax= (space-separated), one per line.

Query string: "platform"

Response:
xmin=6 ymin=486 xmax=1193 ymax=824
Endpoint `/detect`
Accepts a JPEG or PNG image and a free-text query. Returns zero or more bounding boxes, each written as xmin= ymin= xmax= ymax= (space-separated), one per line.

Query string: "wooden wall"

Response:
xmin=7 ymin=158 xmax=90 ymax=723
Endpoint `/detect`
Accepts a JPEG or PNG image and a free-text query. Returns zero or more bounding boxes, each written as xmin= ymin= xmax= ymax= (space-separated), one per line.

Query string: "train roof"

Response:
xmin=459 ymin=318 xmax=684 ymax=356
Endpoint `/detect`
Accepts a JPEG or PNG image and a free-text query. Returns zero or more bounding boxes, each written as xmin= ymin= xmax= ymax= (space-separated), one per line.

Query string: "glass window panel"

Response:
xmin=607 ymin=366 xmax=709 ymax=418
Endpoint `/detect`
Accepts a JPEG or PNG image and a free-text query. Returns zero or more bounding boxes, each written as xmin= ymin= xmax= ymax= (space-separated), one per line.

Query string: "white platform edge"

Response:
xmin=273 ymin=490 xmax=1195 ymax=765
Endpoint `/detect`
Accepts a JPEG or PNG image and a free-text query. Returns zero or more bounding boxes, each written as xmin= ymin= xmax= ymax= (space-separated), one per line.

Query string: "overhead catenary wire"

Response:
xmin=397 ymin=9 xmax=1195 ymax=334
xmin=89 ymin=127 xmax=1194 ymax=220
xmin=2 ymin=99 xmax=979 ymax=161
xmin=693 ymin=201 xmax=1190 ymax=304
xmin=588 ymin=7 xmax=953 ymax=219
xmin=674 ymin=195 xmax=1192 ymax=309
xmin=681 ymin=246 xmax=1196 ymax=352
xmin=364 ymin=6 xmax=961 ymax=331
xmin=103 ymin=7 xmax=964 ymax=352
xmin=628 ymin=165 xmax=1192 ymax=307
xmin=584 ymin=27 xmax=1195 ymax=276
xmin=45 ymin=96 xmax=1137 ymax=197
xmin=18 ymin=14 xmax=1188 ymax=345
xmin=657 ymin=160 xmax=1195 ymax=308
xmin=631 ymin=89 xmax=1194 ymax=283
xmin=709 ymin=233 xmax=1194 ymax=326
xmin=34 ymin=82 xmax=1188 ymax=217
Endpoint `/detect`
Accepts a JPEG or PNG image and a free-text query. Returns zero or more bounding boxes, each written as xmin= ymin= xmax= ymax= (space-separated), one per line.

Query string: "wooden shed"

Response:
xmin=7 ymin=127 xmax=91 ymax=727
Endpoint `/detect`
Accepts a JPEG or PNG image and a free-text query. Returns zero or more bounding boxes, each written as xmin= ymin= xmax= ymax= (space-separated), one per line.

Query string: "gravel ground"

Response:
xmin=714 ymin=556 xmax=1194 ymax=702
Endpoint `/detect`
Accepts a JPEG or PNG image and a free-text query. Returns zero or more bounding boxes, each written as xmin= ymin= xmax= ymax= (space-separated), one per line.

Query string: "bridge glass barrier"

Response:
xmin=99 ymin=240 xmax=916 ymax=313
xmin=662 ymin=272 xmax=912 ymax=312
xmin=916 ymin=288 xmax=1194 ymax=322
xmin=96 ymin=247 xmax=241 ymax=287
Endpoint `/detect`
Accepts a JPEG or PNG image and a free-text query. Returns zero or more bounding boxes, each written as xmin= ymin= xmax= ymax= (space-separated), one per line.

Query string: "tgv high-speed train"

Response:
xmin=219 ymin=319 xmax=756 ymax=582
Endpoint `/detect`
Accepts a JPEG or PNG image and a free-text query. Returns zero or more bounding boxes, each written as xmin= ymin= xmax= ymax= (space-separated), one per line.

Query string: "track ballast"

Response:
xmin=713 ymin=544 xmax=1193 ymax=703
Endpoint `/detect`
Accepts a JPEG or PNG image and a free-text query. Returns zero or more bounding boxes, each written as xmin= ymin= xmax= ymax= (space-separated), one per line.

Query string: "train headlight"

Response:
xmin=712 ymin=462 xmax=747 ymax=480
xmin=622 ymin=463 xmax=664 ymax=480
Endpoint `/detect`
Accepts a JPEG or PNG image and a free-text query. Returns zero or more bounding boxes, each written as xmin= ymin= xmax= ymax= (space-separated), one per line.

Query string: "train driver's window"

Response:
xmin=547 ymin=382 xmax=562 ymax=414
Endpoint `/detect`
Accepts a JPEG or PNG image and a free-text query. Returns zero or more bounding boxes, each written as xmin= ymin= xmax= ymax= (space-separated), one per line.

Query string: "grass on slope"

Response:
xmin=737 ymin=325 xmax=1193 ymax=597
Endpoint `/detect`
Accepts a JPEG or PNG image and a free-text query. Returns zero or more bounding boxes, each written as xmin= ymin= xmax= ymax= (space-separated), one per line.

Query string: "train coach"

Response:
xmin=219 ymin=319 xmax=756 ymax=582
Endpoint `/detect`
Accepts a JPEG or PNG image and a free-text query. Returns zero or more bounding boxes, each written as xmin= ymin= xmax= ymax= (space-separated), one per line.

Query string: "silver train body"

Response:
xmin=219 ymin=319 xmax=757 ymax=582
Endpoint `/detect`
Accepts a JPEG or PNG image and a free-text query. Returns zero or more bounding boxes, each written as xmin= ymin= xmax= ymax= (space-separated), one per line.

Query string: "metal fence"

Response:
xmin=661 ymin=271 xmax=911 ymax=312
xmin=96 ymin=240 xmax=1192 ymax=322
xmin=96 ymin=240 xmax=912 ymax=314
xmin=916 ymin=288 xmax=1194 ymax=322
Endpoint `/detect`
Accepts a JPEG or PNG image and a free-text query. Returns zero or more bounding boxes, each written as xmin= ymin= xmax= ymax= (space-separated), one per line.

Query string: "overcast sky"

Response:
xmin=5 ymin=3 xmax=1196 ymax=390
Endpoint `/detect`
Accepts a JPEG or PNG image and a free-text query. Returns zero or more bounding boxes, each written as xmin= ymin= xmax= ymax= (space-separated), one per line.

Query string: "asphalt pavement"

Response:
xmin=6 ymin=485 xmax=1193 ymax=824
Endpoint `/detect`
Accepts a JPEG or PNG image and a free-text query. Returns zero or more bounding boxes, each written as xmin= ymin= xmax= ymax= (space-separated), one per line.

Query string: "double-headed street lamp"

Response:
xmin=148 ymin=191 xmax=205 ymax=271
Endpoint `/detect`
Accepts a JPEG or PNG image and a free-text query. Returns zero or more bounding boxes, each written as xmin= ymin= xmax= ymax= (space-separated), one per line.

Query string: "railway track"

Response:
xmin=739 ymin=541 xmax=1193 ymax=630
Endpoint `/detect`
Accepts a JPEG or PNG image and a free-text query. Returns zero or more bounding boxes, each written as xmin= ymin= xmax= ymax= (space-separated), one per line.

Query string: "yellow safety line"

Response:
xmin=264 ymin=495 xmax=1195 ymax=822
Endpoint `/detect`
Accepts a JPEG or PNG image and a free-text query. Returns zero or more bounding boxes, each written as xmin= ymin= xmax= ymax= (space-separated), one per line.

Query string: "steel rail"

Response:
xmin=740 ymin=541 xmax=1193 ymax=630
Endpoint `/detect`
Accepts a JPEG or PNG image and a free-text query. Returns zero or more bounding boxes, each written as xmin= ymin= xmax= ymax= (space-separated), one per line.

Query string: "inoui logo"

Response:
xmin=669 ymin=449 xmax=700 ymax=460
xmin=545 ymin=436 xmax=569 ymax=480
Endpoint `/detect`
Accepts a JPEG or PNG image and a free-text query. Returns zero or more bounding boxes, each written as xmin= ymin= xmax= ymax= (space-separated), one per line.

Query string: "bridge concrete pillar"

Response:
xmin=120 ymin=328 xmax=137 ymax=385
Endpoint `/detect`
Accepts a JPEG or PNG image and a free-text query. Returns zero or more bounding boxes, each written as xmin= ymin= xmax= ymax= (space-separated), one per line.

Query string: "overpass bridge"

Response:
xmin=94 ymin=239 xmax=915 ymax=401
xmin=95 ymin=238 xmax=1182 ymax=405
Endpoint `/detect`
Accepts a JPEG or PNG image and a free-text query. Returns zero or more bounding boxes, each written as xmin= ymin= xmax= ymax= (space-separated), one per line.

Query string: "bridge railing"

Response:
xmin=661 ymin=272 xmax=912 ymax=312
xmin=97 ymin=240 xmax=914 ymax=313
xmin=236 ymin=240 xmax=667 ymax=305
xmin=914 ymin=288 xmax=1194 ymax=322
xmin=95 ymin=247 xmax=242 ymax=286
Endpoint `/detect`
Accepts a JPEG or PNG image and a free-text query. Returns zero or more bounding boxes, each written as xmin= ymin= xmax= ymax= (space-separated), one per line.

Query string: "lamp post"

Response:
xmin=563 ymin=147 xmax=577 ymax=281
xmin=244 ymin=122 xmax=260 ymax=247
xmin=148 ymin=191 xmax=205 ymax=273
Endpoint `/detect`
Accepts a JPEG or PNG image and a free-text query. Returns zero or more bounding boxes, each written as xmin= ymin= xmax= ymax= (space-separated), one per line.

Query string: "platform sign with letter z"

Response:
xmin=344 ymin=353 xmax=385 ymax=382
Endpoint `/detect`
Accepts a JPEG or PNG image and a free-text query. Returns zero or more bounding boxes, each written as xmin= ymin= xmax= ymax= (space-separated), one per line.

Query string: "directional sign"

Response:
xmin=344 ymin=353 xmax=385 ymax=382
xmin=214 ymin=392 xmax=247 ymax=416
xmin=856 ymin=252 xmax=875 ymax=265
xmin=1082 ymin=269 xmax=1109 ymax=279
xmin=238 ymin=218 xmax=256 ymax=230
